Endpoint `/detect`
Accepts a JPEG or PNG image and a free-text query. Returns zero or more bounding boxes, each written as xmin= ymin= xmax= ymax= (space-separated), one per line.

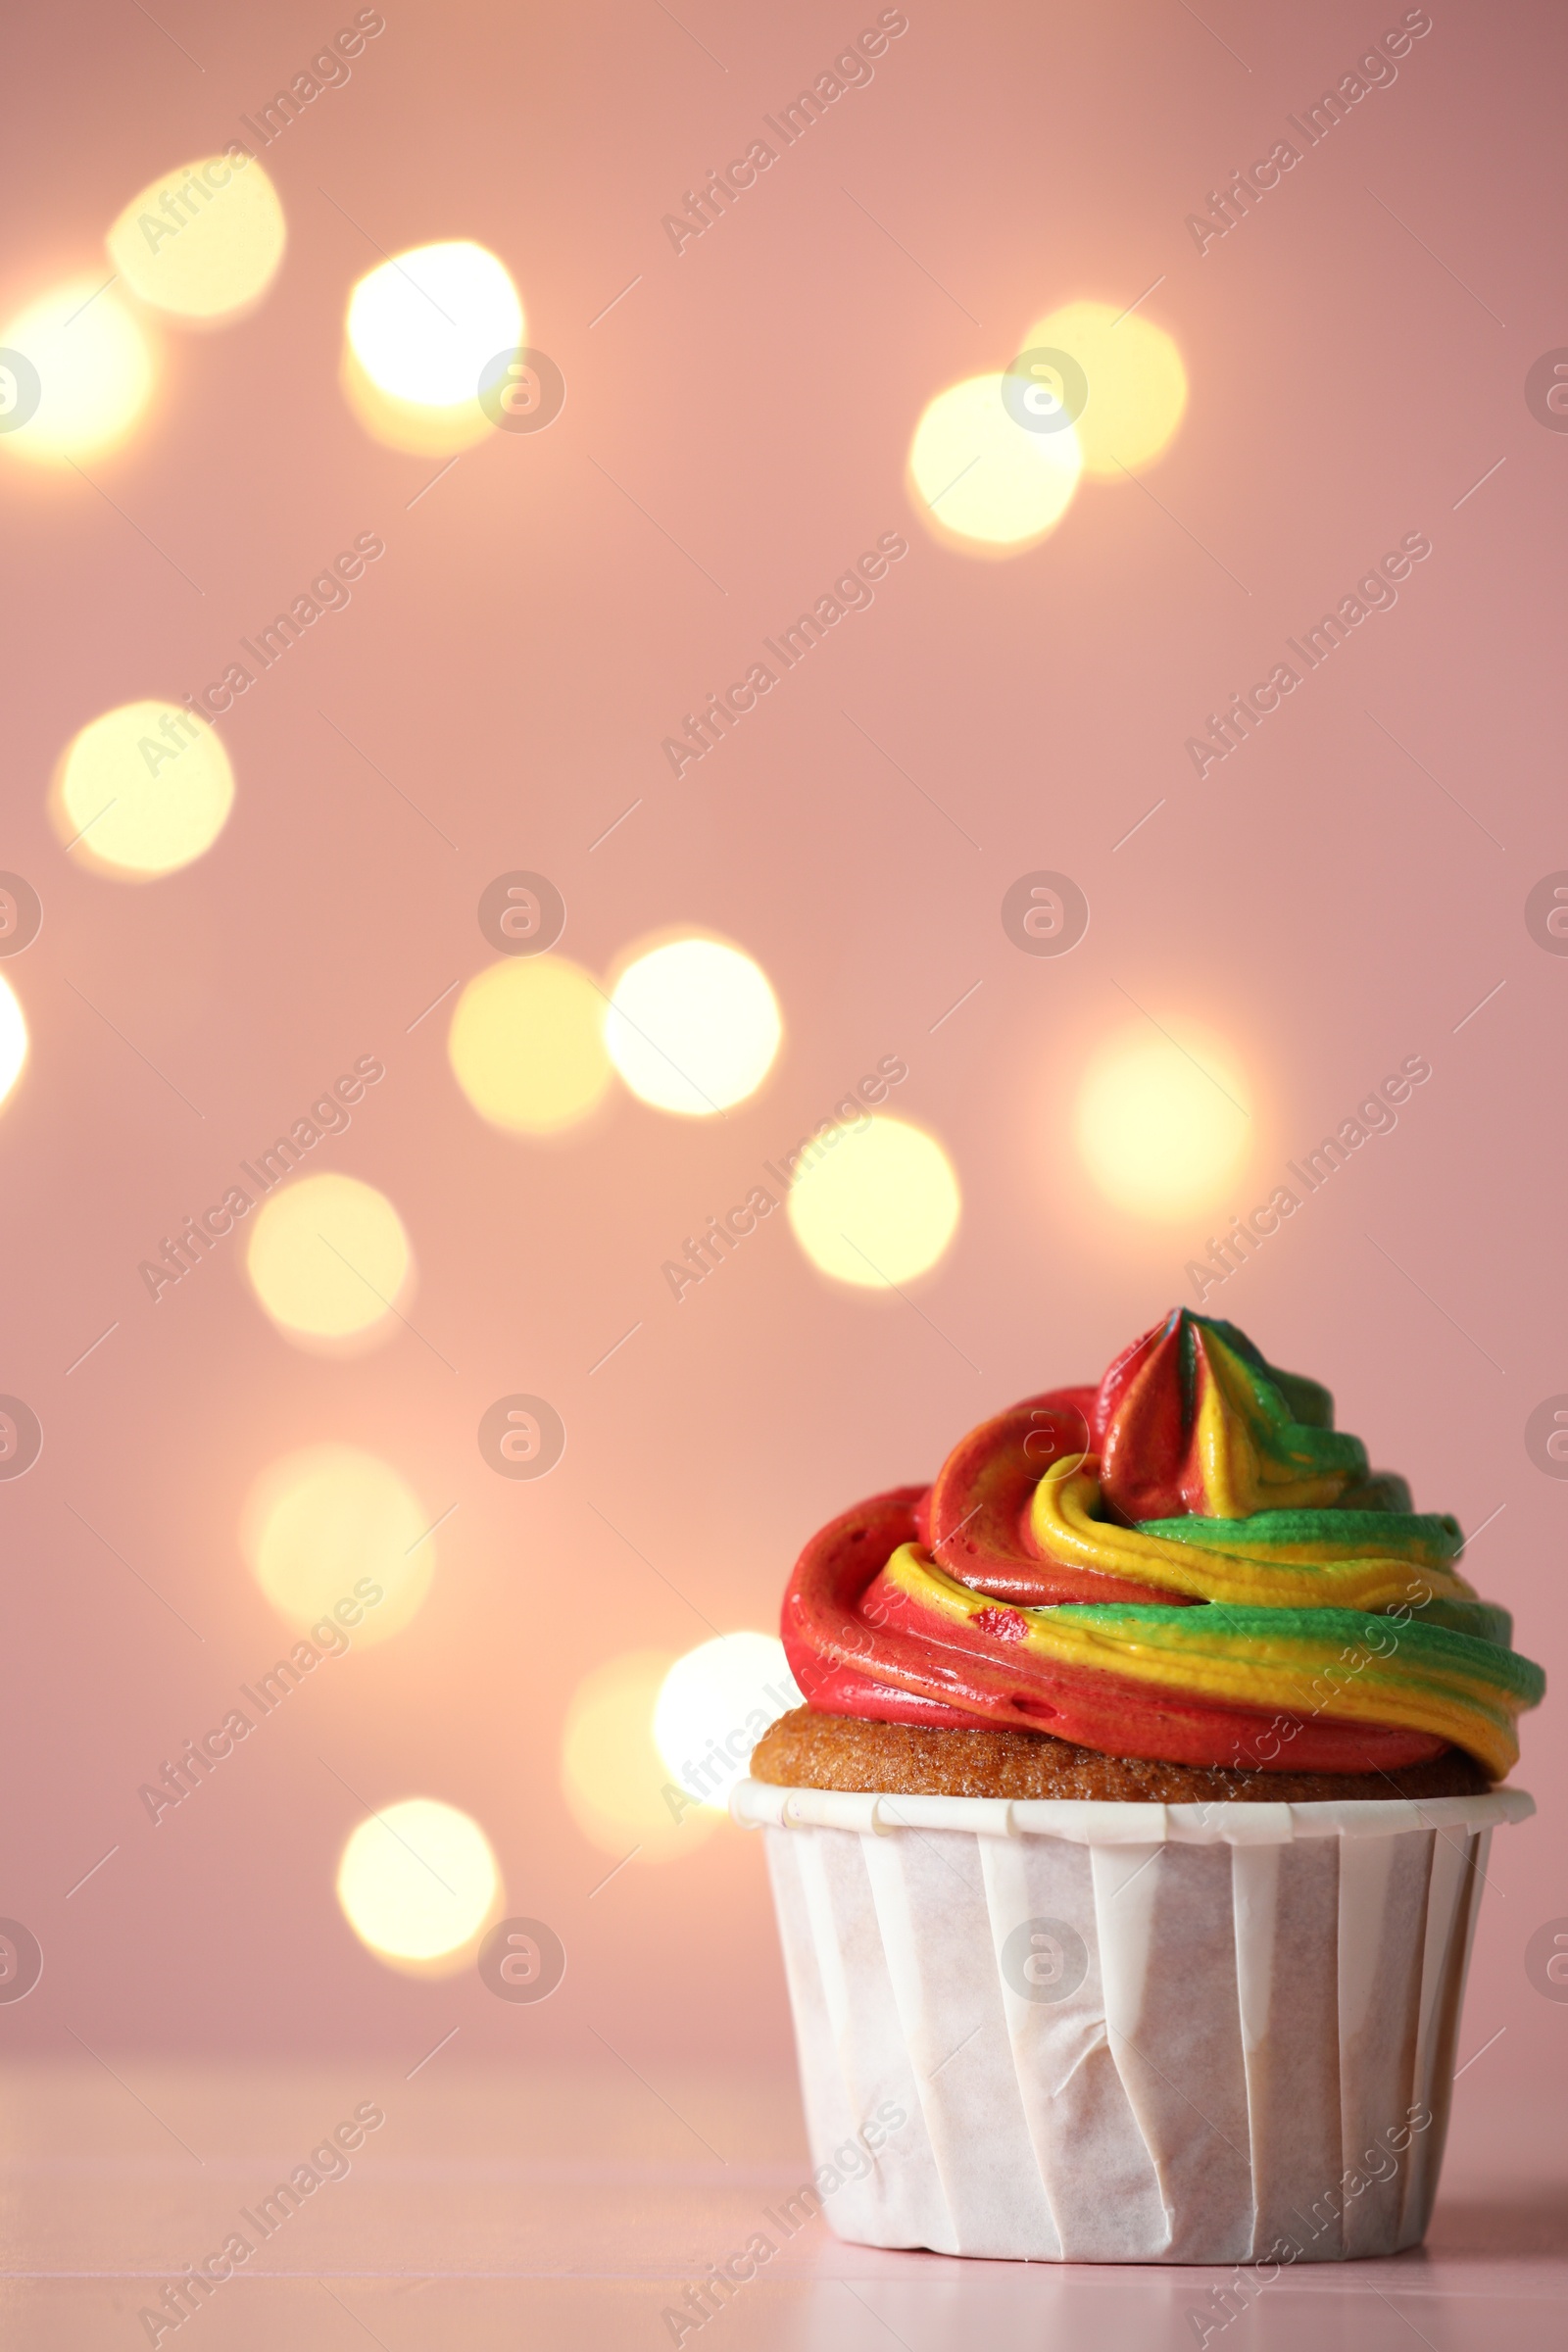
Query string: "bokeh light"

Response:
xmin=787 ymin=1114 xmax=961 ymax=1287
xmin=1021 ymin=299 xmax=1187 ymax=476
xmin=561 ymin=1652 xmax=722 ymax=1865
xmin=343 ymin=240 xmax=520 ymax=455
xmin=448 ymin=956 xmax=612 ymax=1135
xmin=908 ymin=371 xmax=1082 ymax=553
xmin=0 ymin=976 xmax=27 ymax=1111
xmin=336 ymin=1798 xmax=502 ymax=1973
xmin=653 ymin=1634 xmax=800 ymax=1815
xmin=605 ymin=937 xmax=781 ymax=1116
xmin=348 ymin=241 xmax=519 ymax=403
xmin=241 ymin=1444 xmax=435 ymax=1646
xmin=106 ymin=156 xmax=286 ymax=322
xmin=245 ymin=1172 xmax=411 ymax=1345
xmin=1074 ymin=1016 xmax=1251 ymax=1219
xmin=50 ymin=701 xmax=233 ymax=879
xmin=0 ymin=279 xmax=155 ymax=466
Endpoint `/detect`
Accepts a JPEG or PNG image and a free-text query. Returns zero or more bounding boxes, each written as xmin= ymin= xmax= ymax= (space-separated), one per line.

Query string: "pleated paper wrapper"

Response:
xmin=733 ymin=1779 xmax=1532 ymax=2264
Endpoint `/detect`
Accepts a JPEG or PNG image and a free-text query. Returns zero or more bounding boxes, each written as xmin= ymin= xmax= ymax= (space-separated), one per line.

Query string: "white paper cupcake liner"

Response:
xmin=733 ymin=1778 xmax=1533 ymax=2264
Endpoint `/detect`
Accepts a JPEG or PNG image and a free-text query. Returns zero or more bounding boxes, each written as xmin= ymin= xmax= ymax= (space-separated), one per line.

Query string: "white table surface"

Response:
xmin=2 ymin=2059 xmax=1561 ymax=2348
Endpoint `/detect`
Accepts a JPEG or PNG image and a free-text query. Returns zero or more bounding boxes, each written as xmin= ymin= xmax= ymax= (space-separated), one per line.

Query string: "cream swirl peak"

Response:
xmin=781 ymin=1311 xmax=1544 ymax=1777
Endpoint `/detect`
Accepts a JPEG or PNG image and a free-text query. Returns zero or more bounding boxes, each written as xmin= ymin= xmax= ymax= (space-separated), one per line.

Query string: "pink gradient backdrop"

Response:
xmin=0 ymin=0 xmax=1562 ymax=2139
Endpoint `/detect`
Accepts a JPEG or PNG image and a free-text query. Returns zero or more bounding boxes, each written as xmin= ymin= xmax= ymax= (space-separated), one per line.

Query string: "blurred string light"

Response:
xmin=106 ymin=156 xmax=286 ymax=323
xmin=560 ymin=1652 xmax=722 ymax=1865
xmin=906 ymin=299 xmax=1187 ymax=554
xmin=241 ymin=1444 xmax=435 ymax=1645
xmin=448 ymin=956 xmax=612 ymax=1134
xmin=245 ymin=1171 xmax=411 ymax=1346
xmin=1021 ymin=298 xmax=1187 ymax=476
xmin=604 ymin=937 xmax=782 ymax=1116
xmin=343 ymin=240 xmax=520 ymax=454
xmin=787 ymin=1113 xmax=960 ymax=1286
xmin=336 ymin=1798 xmax=502 ymax=1973
xmin=50 ymin=701 xmax=234 ymax=878
xmin=2 ymin=158 xmax=283 ymax=470
xmin=653 ymin=1634 xmax=800 ymax=1815
xmin=1074 ymin=1016 xmax=1251 ymax=1219
xmin=0 ymin=977 xmax=26 ymax=1110
xmin=907 ymin=371 xmax=1082 ymax=554
xmin=0 ymin=279 xmax=156 ymax=467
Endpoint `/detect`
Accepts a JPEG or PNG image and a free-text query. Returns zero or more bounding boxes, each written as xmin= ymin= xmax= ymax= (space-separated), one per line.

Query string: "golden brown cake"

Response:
xmin=752 ymin=1704 xmax=1490 ymax=1804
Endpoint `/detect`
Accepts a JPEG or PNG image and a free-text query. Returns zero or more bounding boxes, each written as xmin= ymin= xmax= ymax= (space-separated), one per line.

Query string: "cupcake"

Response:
xmin=735 ymin=1310 xmax=1544 ymax=2263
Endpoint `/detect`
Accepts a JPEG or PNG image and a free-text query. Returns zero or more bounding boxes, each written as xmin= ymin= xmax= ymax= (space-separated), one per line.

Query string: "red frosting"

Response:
xmin=783 ymin=1483 xmax=1444 ymax=1770
xmin=780 ymin=1332 xmax=1451 ymax=1775
xmin=923 ymin=1387 xmax=1180 ymax=1605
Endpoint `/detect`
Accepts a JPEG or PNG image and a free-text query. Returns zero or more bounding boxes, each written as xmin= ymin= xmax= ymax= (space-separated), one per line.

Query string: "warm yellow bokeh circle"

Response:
xmin=787 ymin=1114 xmax=961 ymax=1287
xmin=653 ymin=1634 xmax=800 ymax=1815
xmin=343 ymin=240 xmax=520 ymax=455
xmin=448 ymin=956 xmax=612 ymax=1134
xmin=1020 ymin=300 xmax=1187 ymax=476
xmin=348 ymin=240 xmax=520 ymax=403
xmin=1074 ymin=1018 xmax=1251 ymax=1220
xmin=336 ymin=1798 xmax=502 ymax=1973
xmin=0 ymin=977 xmax=26 ymax=1112
xmin=51 ymin=702 xmax=233 ymax=878
xmin=605 ymin=937 xmax=782 ymax=1116
xmin=908 ymin=371 xmax=1082 ymax=552
xmin=245 ymin=1172 xmax=411 ymax=1343
xmin=107 ymin=155 xmax=286 ymax=321
xmin=241 ymin=1444 xmax=435 ymax=1645
xmin=0 ymin=279 xmax=156 ymax=466
xmin=561 ymin=1651 xmax=721 ymax=1865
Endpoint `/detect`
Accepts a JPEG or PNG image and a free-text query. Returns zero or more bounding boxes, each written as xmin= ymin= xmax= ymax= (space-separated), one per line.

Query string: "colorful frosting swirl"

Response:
xmin=781 ymin=1311 xmax=1544 ymax=1778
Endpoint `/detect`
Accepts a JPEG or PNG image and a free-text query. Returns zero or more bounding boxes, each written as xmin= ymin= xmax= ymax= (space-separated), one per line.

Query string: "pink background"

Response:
xmin=1 ymin=0 xmax=1563 ymax=2145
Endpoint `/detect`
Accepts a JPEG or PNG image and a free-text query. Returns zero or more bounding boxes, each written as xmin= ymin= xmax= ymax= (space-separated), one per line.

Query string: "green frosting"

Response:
xmin=1052 ymin=1600 xmax=1546 ymax=1709
xmin=1139 ymin=1508 xmax=1465 ymax=1566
